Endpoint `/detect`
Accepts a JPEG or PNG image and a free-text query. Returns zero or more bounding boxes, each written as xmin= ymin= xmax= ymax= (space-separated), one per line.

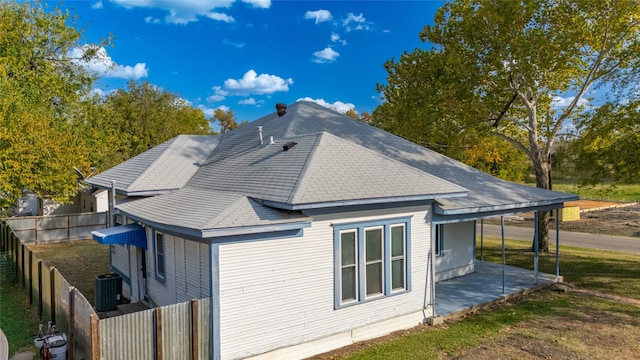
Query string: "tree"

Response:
xmin=344 ymin=109 xmax=359 ymax=120
xmin=0 ymin=0 xmax=104 ymax=211
xmin=84 ymin=81 xmax=212 ymax=171
xmin=214 ymin=108 xmax=240 ymax=134
xmin=571 ymin=101 xmax=640 ymax=185
xmin=376 ymin=0 xmax=640 ymax=251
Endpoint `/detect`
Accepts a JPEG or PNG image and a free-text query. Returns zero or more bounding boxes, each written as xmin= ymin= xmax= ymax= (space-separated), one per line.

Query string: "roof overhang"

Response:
xmin=262 ymin=191 xmax=468 ymax=211
xmin=431 ymin=200 xmax=578 ymax=224
xmin=92 ymin=223 xmax=147 ymax=249
xmin=433 ymin=196 xmax=579 ymax=216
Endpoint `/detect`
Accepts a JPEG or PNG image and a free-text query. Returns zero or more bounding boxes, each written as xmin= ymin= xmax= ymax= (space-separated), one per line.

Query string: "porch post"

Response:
xmin=480 ymin=219 xmax=484 ymax=261
xmin=534 ymin=212 xmax=539 ymax=285
xmin=501 ymin=216 xmax=505 ymax=294
xmin=556 ymin=209 xmax=560 ymax=282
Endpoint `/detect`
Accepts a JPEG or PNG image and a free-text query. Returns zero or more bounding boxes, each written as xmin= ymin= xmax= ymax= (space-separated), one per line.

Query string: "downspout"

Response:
xmin=501 ymin=216 xmax=505 ymax=294
xmin=555 ymin=208 xmax=560 ymax=282
xmin=534 ymin=212 xmax=539 ymax=285
xmin=110 ymin=180 xmax=116 ymax=227
xmin=423 ymin=221 xmax=437 ymax=323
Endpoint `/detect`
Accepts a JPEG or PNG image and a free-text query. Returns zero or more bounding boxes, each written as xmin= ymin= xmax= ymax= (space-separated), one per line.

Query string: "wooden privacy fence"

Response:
xmin=4 ymin=212 xmax=108 ymax=245
xmin=1 ymin=220 xmax=213 ymax=360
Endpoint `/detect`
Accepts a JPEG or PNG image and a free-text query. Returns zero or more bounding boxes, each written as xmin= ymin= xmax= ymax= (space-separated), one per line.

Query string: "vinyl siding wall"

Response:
xmin=146 ymin=233 xmax=211 ymax=307
xmin=434 ymin=221 xmax=475 ymax=281
xmin=110 ymin=244 xmax=132 ymax=299
xmin=218 ymin=205 xmax=432 ymax=360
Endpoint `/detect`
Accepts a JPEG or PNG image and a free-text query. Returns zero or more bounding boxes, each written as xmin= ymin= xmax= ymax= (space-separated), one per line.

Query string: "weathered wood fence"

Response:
xmin=1 ymin=218 xmax=212 ymax=360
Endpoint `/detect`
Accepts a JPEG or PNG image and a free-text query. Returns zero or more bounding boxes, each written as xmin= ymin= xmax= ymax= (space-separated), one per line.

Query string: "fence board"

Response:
xmin=41 ymin=265 xmax=53 ymax=323
xmin=197 ymin=297 xmax=212 ymax=360
xmin=161 ymin=302 xmax=191 ymax=360
xmin=100 ymin=308 xmax=155 ymax=360
xmin=54 ymin=270 xmax=72 ymax=334
xmin=73 ymin=289 xmax=95 ymax=360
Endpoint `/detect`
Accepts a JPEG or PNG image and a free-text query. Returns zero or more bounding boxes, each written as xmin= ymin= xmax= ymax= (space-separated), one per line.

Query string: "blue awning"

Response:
xmin=92 ymin=224 xmax=147 ymax=249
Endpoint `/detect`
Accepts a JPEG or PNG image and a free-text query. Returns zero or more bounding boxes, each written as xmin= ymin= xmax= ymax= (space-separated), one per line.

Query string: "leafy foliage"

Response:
xmin=375 ymin=0 xmax=640 ymax=250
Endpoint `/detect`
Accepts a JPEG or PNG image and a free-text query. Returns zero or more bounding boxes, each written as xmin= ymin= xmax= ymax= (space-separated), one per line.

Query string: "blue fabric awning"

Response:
xmin=92 ymin=224 xmax=147 ymax=249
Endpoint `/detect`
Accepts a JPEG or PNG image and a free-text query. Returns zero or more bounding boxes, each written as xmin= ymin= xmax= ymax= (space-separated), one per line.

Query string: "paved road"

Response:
xmin=477 ymin=224 xmax=640 ymax=254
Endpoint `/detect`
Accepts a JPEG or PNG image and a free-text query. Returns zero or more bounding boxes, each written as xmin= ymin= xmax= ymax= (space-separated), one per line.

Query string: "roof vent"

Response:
xmin=276 ymin=103 xmax=287 ymax=117
xmin=257 ymin=126 xmax=264 ymax=145
xmin=283 ymin=141 xmax=297 ymax=151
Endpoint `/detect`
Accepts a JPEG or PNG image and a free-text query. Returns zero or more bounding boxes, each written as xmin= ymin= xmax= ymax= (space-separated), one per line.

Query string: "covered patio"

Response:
xmin=435 ymin=260 xmax=561 ymax=318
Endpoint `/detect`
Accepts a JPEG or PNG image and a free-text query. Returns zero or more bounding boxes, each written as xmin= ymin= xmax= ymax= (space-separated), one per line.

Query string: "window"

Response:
xmin=435 ymin=224 xmax=444 ymax=256
xmin=334 ymin=217 xmax=411 ymax=308
xmin=155 ymin=232 xmax=165 ymax=279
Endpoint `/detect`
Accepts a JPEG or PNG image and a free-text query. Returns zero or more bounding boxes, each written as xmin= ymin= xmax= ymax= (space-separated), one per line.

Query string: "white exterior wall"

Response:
xmin=146 ymin=232 xmax=211 ymax=307
xmin=110 ymin=244 xmax=132 ymax=299
xmin=218 ymin=205 xmax=432 ymax=360
xmin=435 ymin=221 xmax=475 ymax=282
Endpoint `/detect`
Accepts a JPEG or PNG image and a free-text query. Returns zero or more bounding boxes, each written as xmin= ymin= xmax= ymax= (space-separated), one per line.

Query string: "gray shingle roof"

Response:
xmin=98 ymin=100 xmax=577 ymax=237
xmin=117 ymin=188 xmax=310 ymax=237
xmin=86 ymin=135 xmax=219 ymax=196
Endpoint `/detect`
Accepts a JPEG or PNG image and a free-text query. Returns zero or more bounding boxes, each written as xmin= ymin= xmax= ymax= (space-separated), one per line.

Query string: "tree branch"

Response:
xmin=492 ymin=131 xmax=531 ymax=158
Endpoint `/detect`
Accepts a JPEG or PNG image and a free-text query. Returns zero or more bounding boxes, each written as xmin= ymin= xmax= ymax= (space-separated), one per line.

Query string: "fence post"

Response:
xmin=191 ymin=299 xmax=198 ymax=360
xmin=28 ymin=251 xmax=33 ymax=304
xmin=90 ymin=313 xmax=100 ymax=360
xmin=37 ymin=260 xmax=43 ymax=317
xmin=68 ymin=286 xmax=76 ymax=360
xmin=155 ymin=307 xmax=163 ymax=360
xmin=50 ymin=267 xmax=56 ymax=325
xmin=21 ymin=244 xmax=26 ymax=289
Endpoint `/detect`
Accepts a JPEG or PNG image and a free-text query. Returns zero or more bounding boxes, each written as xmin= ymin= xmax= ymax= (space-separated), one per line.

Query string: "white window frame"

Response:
xmin=333 ymin=217 xmax=411 ymax=309
xmin=154 ymin=231 xmax=166 ymax=281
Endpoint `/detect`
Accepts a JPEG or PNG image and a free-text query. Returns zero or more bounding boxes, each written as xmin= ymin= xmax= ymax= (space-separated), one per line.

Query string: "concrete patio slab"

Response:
xmin=435 ymin=261 xmax=560 ymax=318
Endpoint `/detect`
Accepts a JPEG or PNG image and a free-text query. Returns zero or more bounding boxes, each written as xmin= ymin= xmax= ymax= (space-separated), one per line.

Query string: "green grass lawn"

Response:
xmin=551 ymin=183 xmax=640 ymax=202
xmin=0 ymin=254 xmax=41 ymax=356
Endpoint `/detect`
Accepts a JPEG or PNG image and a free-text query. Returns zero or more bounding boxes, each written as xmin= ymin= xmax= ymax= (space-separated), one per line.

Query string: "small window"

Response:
xmin=340 ymin=230 xmax=358 ymax=303
xmin=155 ymin=232 xmax=165 ymax=279
xmin=364 ymin=227 xmax=383 ymax=297
xmin=390 ymin=224 xmax=406 ymax=291
xmin=435 ymin=224 xmax=444 ymax=256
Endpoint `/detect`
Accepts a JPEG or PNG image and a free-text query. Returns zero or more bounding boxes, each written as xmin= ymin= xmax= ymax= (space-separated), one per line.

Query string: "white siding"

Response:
xmin=110 ymin=244 xmax=132 ymax=298
xmin=146 ymin=232 xmax=211 ymax=307
xmin=218 ymin=205 xmax=432 ymax=360
xmin=435 ymin=221 xmax=475 ymax=281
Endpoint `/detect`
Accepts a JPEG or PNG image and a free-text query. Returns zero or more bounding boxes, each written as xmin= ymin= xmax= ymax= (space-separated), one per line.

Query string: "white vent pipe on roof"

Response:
xmin=257 ymin=126 xmax=264 ymax=146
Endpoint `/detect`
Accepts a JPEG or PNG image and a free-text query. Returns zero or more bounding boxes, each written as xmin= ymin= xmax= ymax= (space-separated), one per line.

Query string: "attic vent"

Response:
xmin=283 ymin=141 xmax=297 ymax=151
xmin=276 ymin=103 xmax=287 ymax=117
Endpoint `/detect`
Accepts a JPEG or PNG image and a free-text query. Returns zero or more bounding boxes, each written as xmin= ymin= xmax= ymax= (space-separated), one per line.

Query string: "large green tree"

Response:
xmin=376 ymin=0 xmax=640 ymax=251
xmin=571 ymin=100 xmax=640 ymax=185
xmin=0 ymin=0 xmax=103 ymax=211
xmin=84 ymin=81 xmax=212 ymax=171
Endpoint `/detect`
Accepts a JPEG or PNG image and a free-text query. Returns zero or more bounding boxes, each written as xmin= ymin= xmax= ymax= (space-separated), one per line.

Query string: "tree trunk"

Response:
xmin=532 ymin=151 xmax=551 ymax=252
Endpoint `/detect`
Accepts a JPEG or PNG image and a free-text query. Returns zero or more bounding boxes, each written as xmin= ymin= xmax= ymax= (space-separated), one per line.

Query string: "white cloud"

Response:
xmin=238 ymin=98 xmax=265 ymax=105
xmin=110 ymin=0 xmax=267 ymax=24
xmin=70 ymin=46 xmax=148 ymax=80
xmin=304 ymin=10 xmax=332 ymax=24
xmin=223 ymin=70 xmax=293 ymax=95
xmin=342 ymin=12 xmax=372 ymax=32
xmin=91 ymin=1 xmax=103 ymax=10
xmin=223 ymin=38 xmax=245 ymax=48
xmin=331 ymin=32 xmax=347 ymax=46
xmin=243 ymin=0 xmax=270 ymax=8
xmin=145 ymin=16 xmax=161 ymax=24
xmin=551 ymin=95 xmax=589 ymax=108
xmin=205 ymin=12 xmax=235 ymax=23
xmin=312 ymin=46 xmax=339 ymax=63
xmin=207 ymin=86 xmax=228 ymax=102
xmin=297 ymin=97 xmax=355 ymax=114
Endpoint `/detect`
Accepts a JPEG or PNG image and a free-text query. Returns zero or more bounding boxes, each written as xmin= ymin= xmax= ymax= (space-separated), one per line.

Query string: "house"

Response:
xmin=87 ymin=101 xmax=577 ymax=359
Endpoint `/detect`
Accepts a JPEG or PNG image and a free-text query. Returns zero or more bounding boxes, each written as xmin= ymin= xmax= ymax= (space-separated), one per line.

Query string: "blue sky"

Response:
xmin=59 ymin=0 xmax=444 ymax=122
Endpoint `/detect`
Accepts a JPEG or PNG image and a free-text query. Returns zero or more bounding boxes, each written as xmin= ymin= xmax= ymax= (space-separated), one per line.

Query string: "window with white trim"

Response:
xmin=335 ymin=217 xmax=411 ymax=308
xmin=154 ymin=232 xmax=166 ymax=280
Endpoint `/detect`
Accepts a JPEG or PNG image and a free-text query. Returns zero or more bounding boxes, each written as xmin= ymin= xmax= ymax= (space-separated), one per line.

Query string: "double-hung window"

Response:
xmin=335 ymin=217 xmax=411 ymax=308
xmin=154 ymin=232 xmax=166 ymax=280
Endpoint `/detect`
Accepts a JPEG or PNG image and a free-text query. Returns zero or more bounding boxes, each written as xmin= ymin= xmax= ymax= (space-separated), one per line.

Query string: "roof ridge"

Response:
xmin=203 ymin=192 xmax=252 ymax=229
xmin=284 ymin=133 xmax=324 ymax=204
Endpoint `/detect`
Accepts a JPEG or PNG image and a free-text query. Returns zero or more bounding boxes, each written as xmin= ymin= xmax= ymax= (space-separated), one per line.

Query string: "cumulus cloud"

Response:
xmin=110 ymin=0 xmax=268 ymax=24
xmin=238 ymin=98 xmax=264 ymax=105
xmin=297 ymin=97 xmax=355 ymax=114
xmin=223 ymin=38 xmax=245 ymax=48
xmin=91 ymin=1 xmax=103 ymax=10
xmin=197 ymin=104 xmax=229 ymax=119
xmin=222 ymin=70 xmax=293 ymax=95
xmin=304 ymin=9 xmax=332 ymax=24
xmin=70 ymin=46 xmax=148 ymax=80
xmin=207 ymin=86 xmax=229 ymax=102
xmin=331 ymin=32 xmax=347 ymax=46
xmin=551 ymin=95 xmax=589 ymax=108
xmin=342 ymin=12 xmax=371 ymax=32
xmin=312 ymin=46 xmax=339 ymax=63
